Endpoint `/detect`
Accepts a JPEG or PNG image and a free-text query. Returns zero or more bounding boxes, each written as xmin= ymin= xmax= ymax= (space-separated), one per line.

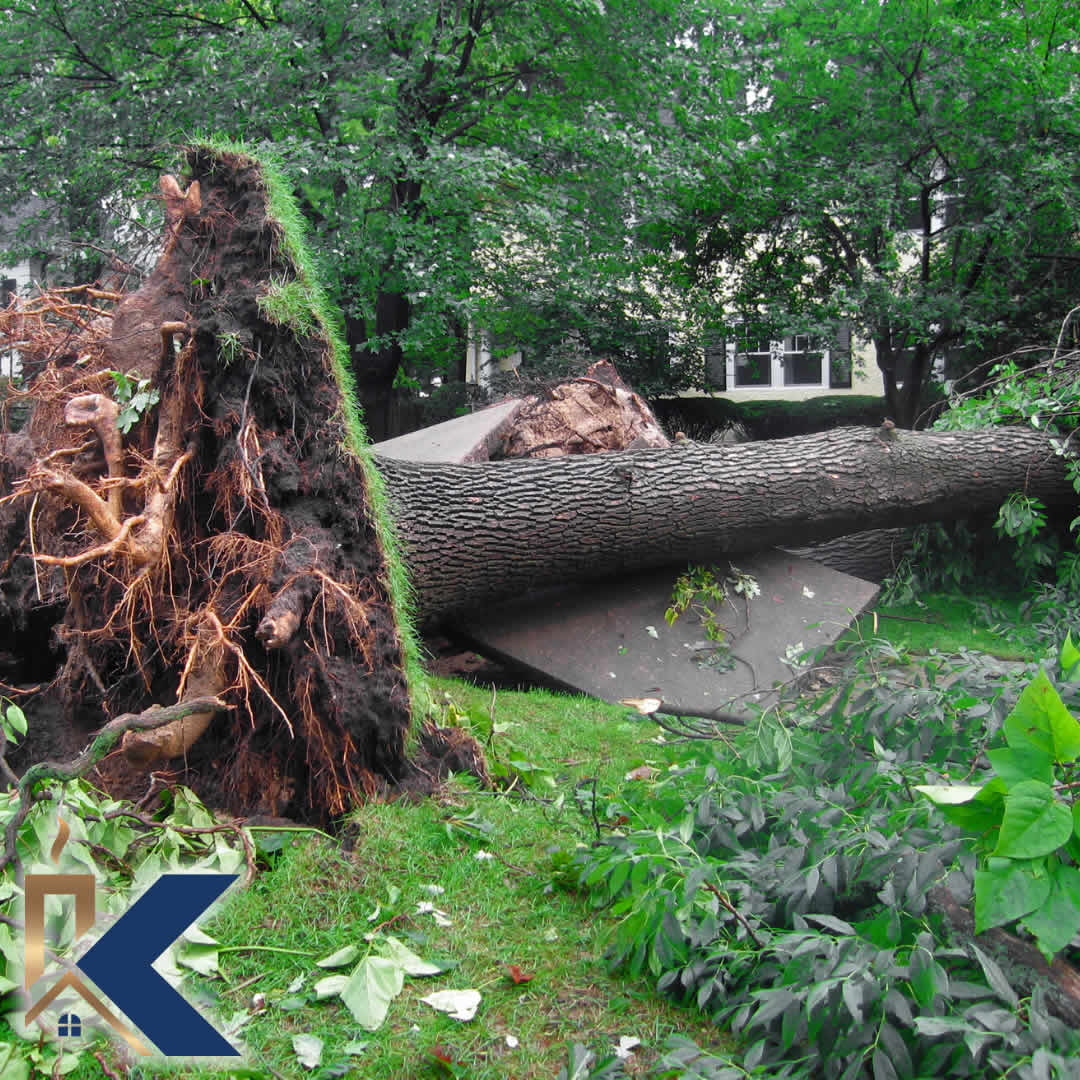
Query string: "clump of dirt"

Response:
xmin=0 ymin=147 xmax=443 ymax=823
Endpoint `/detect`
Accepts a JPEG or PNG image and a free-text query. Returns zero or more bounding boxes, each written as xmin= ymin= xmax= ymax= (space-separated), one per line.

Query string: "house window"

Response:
xmin=725 ymin=332 xmax=841 ymax=390
xmin=58 ymin=1013 xmax=82 ymax=1038
xmin=784 ymin=334 xmax=825 ymax=386
xmin=732 ymin=338 xmax=774 ymax=387
xmin=0 ymin=278 xmax=14 ymax=309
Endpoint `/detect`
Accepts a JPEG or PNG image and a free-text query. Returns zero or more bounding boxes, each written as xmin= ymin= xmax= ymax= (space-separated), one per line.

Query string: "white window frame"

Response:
xmin=725 ymin=334 xmax=832 ymax=390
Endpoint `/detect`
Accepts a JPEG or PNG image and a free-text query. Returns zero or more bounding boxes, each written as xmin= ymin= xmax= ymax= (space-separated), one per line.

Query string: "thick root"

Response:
xmin=122 ymin=621 xmax=227 ymax=765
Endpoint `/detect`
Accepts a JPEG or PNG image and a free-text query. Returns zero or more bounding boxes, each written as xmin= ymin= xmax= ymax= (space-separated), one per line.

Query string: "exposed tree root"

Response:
xmin=0 ymin=696 xmax=230 ymax=872
xmin=63 ymin=394 xmax=123 ymax=516
xmin=0 ymin=149 xmax=418 ymax=823
xmin=122 ymin=618 xmax=227 ymax=764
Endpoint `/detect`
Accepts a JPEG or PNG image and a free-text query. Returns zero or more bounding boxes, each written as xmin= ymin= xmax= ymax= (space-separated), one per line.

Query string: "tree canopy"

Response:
xmin=665 ymin=0 xmax=1080 ymax=426
xmin=2 ymin=0 xmax=1079 ymax=426
xmin=0 ymin=0 xmax=705 ymax=429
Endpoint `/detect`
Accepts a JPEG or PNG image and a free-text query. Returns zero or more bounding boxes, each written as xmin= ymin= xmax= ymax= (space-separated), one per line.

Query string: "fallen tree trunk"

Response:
xmin=378 ymin=425 xmax=1075 ymax=619
xmin=0 ymin=147 xmax=1076 ymax=823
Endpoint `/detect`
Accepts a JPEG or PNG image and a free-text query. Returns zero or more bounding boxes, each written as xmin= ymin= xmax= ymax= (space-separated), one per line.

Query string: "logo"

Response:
xmin=20 ymin=819 xmax=240 ymax=1058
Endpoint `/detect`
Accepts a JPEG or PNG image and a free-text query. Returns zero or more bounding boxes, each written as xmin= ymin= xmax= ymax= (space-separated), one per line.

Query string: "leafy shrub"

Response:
xmin=573 ymin=647 xmax=1080 ymax=1079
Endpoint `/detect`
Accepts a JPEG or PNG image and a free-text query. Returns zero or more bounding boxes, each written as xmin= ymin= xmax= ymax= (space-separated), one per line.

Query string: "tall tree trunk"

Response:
xmin=377 ymin=425 xmax=1075 ymax=619
xmin=351 ymin=175 xmax=423 ymax=440
xmin=351 ymin=288 xmax=412 ymax=442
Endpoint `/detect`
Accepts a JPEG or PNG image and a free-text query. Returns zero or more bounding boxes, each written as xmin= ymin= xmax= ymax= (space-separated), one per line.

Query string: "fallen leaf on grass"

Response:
xmin=341 ymin=955 xmax=405 ymax=1031
xmin=317 ymin=944 xmax=361 ymax=968
xmin=420 ymin=988 xmax=482 ymax=1021
xmin=416 ymin=901 xmax=453 ymax=927
xmin=381 ymin=935 xmax=443 ymax=976
xmin=174 ymin=926 xmax=223 ymax=976
xmin=505 ymin=964 xmax=534 ymax=985
xmin=292 ymin=1034 xmax=323 ymax=1069
xmin=625 ymin=764 xmax=658 ymax=781
xmin=313 ymin=974 xmax=349 ymax=1000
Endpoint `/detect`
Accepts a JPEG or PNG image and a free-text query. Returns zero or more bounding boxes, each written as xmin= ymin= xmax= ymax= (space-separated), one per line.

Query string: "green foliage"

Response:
xmin=918 ymin=648 xmax=1080 ymax=962
xmin=892 ymin=340 xmax=1080 ymax=604
xmin=107 ymin=369 xmax=160 ymax=434
xmin=666 ymin=0 xmax=1080 ymax=425
xmin=0 ymin=0 xmax=708 ymax=398
xmin=665 ymin=565 xmax=759 ymax=670
xmin=572 ymin=644 xmax=1080 ymax=1078
xmin=0 ymin=700 xmax=26 ymax=748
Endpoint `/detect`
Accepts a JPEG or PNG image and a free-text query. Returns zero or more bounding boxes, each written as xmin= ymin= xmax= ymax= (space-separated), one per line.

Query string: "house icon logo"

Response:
xmin=21 ymin=818 xmax=240 ymax=1058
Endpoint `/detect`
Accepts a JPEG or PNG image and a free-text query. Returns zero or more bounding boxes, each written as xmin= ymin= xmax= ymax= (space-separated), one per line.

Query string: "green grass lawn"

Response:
xmin=6 ymin=589 xmax=1057 ymax=1079
xmin=85 ymin=681 xmax=725 ymax=1080
xmin=837 ymin=589 xmax=1046 ymax=660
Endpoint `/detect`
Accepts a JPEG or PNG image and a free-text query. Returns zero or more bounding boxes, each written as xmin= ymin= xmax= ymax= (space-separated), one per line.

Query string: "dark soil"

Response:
xmin=0 ymin=148 xmax=422 ymax=824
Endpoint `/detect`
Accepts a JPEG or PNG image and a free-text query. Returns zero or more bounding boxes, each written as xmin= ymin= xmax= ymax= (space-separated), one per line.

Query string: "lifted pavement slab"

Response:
xmin=451 ymin=550 xmax=878 ymax=718
xmin=372 ymin=398 xmax=524 ymax=464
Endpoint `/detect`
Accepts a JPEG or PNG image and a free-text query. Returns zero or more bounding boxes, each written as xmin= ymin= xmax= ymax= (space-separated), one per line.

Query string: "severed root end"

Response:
xmin=122 ymin=621 xmax=226 ymax=765
xmin=256 ymin=609 xmax=301 ymax=650
xmin=257 ymin=575 xmax=318 ymax=650
xmin=121 ymin=708 xmax=215 ymax=765
xmin=160 ymin=175 xmax=202 ymax=233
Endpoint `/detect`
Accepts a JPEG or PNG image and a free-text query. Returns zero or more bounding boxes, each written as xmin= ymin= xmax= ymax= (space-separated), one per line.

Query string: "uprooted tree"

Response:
xmin=0 ymin=148 xmax=1076 ymax=823
xmin=0 ymin=148 xmax=427 ymax=823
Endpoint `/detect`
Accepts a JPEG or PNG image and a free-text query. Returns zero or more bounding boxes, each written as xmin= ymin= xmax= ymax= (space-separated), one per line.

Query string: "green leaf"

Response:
xmin=919 ymin=778 xmax=1005 ymax=834
xmin=313 ymin=974 xmax=349 ymax=1000
xmin=914 ymin=784 xmax=982 ymax=804
xmin=992 ymin=780 xmax=1073 ymax=859
xmin=969 ymin=944 xmax=1018 ymax=1008
xmin=877 ymin=1020 xmax=913 ymax=1080
xmin=872 ymin=1047 xmax=899 ymax=1080
xmin=175 ymin=928 xmax=222 ymax=976
xmin=1060 ymin=631 xmax=1080 ymax=680
xmin=1020 ymin=864 xmax=1080 ymax=962
xmin=340 ymin=955 xmax=404 ymax=1031
xmin=975 ymin=861 xmax=1051 ymax=933
xmin=419 ymin=988 xmax=482 ymax=1020
xmin=377 ymin=935 xmax=443 ymax=976
xmin=1005 ymin=671 xmax=1080 ymax=763
xmin=3 ymin=705 xmax=26 ymax=739
xmin=316 ymin=944 xmax=361 ymax=968
xmin=292 ymin=1034 xmax=323 ymax=1070
xmin=986 ymin=744 xmax=1053 ymax=786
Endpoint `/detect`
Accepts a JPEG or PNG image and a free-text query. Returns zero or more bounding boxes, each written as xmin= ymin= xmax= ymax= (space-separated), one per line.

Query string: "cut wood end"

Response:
xmin=64 ymin=393 xmax=120 ymax=427
xmin=256 ymin=610 xmax=302 ymax=650
xmin=121 ymin=709 xmax=215 ymax=765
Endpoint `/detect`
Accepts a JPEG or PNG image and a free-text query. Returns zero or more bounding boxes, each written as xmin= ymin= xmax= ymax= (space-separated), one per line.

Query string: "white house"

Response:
xmin=1 ymin=201 xmax=52 ymax=381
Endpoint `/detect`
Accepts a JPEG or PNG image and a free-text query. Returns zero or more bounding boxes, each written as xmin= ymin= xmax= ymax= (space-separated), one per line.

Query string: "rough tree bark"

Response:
xmin=378 ymin=424 xmax=1075 ymax=619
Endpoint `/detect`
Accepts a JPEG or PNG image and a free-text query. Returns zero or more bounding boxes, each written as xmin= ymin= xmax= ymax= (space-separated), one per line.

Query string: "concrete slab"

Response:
xmin=372 ymin=399 xmax=524 ymax=464
xmin=452 ymin=550 xmax=878 ymax=717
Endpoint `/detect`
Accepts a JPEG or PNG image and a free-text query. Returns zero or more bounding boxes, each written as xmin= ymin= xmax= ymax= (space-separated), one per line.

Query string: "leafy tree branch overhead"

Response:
xmin=0 ymin=0 xmax=702 ymax=432
xmin=2 ymin=0 xmax=1079 ymax=426
xmin=661 ymin=0 xmax=1080 ymax=427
